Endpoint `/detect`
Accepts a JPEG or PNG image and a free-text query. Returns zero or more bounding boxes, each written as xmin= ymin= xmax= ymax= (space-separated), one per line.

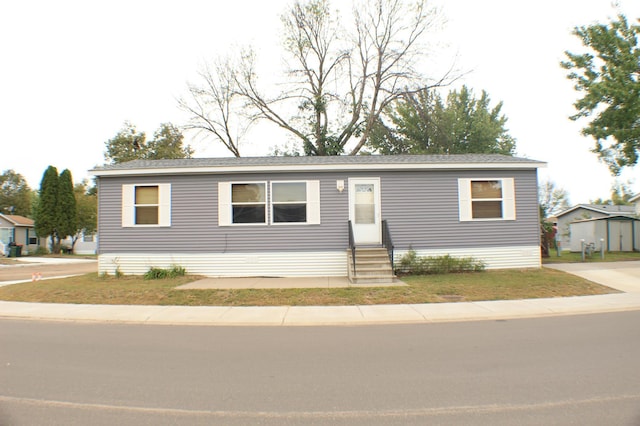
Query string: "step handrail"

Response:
xmin=348 ymin=220 xmax=356 ymax=274
xmin=382 ymin=219 xmax=394 ymax=272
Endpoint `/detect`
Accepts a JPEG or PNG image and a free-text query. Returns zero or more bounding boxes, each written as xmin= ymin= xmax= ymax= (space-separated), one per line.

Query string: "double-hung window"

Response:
xmin=135 ymin=186 xmax=160 ymax=224
xmin=231 ymin=182 xmax=267 ymax=224
xmin=122 ymin=184 xmax=171 ymax=227
xmin=272 ymin=182 xmax=307 ymax=223
xmin=458 ymin=178 xmax=515 ymax=221
xmin=219 ymin=180 xmax=320 ymax=226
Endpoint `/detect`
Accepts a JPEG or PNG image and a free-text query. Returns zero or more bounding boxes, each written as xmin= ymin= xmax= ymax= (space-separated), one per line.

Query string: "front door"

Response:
xmin=349 ymin=178 xmax=381 ymax=245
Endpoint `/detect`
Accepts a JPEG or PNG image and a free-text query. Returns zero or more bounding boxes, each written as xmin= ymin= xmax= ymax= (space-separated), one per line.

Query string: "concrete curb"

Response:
xmin=2 ymin=293 xmax=640 ymax=326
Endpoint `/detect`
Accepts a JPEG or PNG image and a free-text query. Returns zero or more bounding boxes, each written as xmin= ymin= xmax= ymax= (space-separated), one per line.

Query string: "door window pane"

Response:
xmin=355 ymin=184 xmax=375 ymax=224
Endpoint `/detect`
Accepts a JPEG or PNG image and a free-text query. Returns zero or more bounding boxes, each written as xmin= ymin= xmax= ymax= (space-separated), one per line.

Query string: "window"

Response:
xmin=218 ymin=180 xmax=320 ymax=226
xmin=458 ymin=178 xmax=515 ymax=221
xmin=272 ymin=182 xmax=307 ymax=223
xmin=135 ymin=186 xmax=159 ymax=224
xmin=471 ymin=180 xmax=502 ymax=219
xmin=232 ymin=183 xmax=266 ymax=224
xmin=122 ymin=184 xmax=171 ymax=227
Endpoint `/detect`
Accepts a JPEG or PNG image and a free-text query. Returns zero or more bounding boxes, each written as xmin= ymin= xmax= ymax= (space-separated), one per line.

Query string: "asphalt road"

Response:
xmin=1 ymin=312 xmax=640 ymax=425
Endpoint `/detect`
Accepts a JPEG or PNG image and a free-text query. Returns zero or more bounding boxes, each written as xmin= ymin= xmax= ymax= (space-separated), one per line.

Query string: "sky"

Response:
xmin=1 ymin=0 xmax=639 ymax=205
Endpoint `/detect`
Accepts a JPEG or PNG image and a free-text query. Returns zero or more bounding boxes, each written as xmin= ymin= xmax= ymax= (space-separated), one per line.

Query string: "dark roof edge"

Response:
xmin=90 ymin=154 xmax=546 ymax=176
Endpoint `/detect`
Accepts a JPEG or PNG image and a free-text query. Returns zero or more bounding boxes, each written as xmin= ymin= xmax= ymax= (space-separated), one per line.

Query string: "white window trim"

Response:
xmin=218 ymin=181 xmax=268 ymax=226
xmin=218 ymin=180 xmax=320 ymax=226
xmin=122 ymin=184 xmax=171 ymax=227
xmin=458 ymin=178 xmax=515 ymax=221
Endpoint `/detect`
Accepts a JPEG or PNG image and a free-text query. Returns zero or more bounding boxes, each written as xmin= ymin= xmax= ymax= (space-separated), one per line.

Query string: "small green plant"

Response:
xmin=34 ymin=247 xmax=49 ymax=256
xmin=144 ymin=265 xmax=187 ymax=280
xmin=398 ymin=249 xmax=485 ymax=275
xmin=110 ymin=257 xmax=123 ymax=278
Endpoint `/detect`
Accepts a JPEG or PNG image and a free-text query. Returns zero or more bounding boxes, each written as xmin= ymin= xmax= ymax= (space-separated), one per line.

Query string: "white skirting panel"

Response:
xmin=98 ymin=245 xmax=540 ymax=277
xmin=98 ymin=251 xmax=349 ymax=277
xmin=393 ymin=245 xmax=541 ymax=270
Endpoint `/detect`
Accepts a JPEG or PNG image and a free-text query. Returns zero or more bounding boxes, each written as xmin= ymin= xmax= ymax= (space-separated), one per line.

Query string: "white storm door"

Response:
xmin=349 ymin=178 xmax=381 ymax=245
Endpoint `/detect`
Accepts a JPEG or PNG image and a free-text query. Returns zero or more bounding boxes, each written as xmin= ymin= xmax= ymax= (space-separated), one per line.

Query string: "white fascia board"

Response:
xmin=89 ymin=161 xmax=547 ymax=177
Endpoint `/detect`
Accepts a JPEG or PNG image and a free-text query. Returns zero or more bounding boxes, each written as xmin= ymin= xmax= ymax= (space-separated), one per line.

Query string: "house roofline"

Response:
xmin=90 ymin=159 xmax=546 ymax=178
xmin=556 ymin=204 xmax=636 ymax=218
xmin=0 ymin=214 xmax=34 ymax=227
xmin=570 ymin=215 xmax=640 ymax=224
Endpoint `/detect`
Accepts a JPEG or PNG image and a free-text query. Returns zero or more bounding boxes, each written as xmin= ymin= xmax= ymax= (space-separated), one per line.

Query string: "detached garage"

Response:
xmin=569 ymin=216 xmax=640 ymax=252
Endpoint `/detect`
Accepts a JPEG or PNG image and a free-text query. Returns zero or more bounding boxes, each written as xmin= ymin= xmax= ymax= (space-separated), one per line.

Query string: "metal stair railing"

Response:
xmin=382 ymin=219 xmax=394 ymax=273
xmin=348 ymin=220 xmax=356 ymax=275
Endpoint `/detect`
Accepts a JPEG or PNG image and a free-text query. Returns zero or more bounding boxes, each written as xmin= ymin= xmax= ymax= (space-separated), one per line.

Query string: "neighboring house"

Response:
xmin=72 ymin=232 xmax=98 ymax=255
xmin=554 ymin=204 xmax=636 ymax=251
xmin=569 ymin=216 xmax=640 ymax=252
xmin=89 ymin=154 xmax=545 ymax=280
xmin=57 ymin=232 xmax=98 ymax=255
xmin=630 ymin=194 xmax=640 ymax=216
xmin=0 ymin=214 xmax=38 ymax=255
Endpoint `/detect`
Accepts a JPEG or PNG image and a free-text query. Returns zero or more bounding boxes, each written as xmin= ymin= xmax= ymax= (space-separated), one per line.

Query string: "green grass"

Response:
xmin=542 ymin=251 xmax=640 ymax=264
xmin=0 ymin=268 xmax=617 ymax=306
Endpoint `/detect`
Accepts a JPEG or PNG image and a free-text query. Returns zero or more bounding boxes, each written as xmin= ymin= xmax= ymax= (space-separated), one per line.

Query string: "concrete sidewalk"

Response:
xmin=1 ymin=292 xmax=640 ymax=326
xmin=177 ymin=276 xmax=406 ymax=289
xmin=545 ymin=261 xmax=640 ymax=293
xmin=0 ymin=259 xmax=639 ymax=326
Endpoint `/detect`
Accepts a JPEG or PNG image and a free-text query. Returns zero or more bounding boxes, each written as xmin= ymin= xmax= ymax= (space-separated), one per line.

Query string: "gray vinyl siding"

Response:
xmin=382 ymin=170 xmax=540 ymax=250
xmin=97 ymin=169 xmax=540 ymax=254
xmin=98 ymin=172 xmax=349 ymax=253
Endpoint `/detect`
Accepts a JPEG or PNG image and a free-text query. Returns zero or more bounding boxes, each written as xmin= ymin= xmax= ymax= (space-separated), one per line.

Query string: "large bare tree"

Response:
xmin=183 ymin=0 xmax=452 ymax=156
xmin=178 ymin=57 xmax=250 ymax=157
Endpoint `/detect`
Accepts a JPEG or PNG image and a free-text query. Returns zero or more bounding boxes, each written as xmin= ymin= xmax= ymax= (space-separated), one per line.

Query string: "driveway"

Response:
xmin=0 ymin=258 xmax=97 ymax=283
xmin=544 ymin=261 xmax=640 ymax=293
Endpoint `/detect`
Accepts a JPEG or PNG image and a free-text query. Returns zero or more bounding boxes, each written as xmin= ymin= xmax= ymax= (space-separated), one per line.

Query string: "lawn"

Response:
xmin=0 ymin=268 xmax=616 ymax=306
